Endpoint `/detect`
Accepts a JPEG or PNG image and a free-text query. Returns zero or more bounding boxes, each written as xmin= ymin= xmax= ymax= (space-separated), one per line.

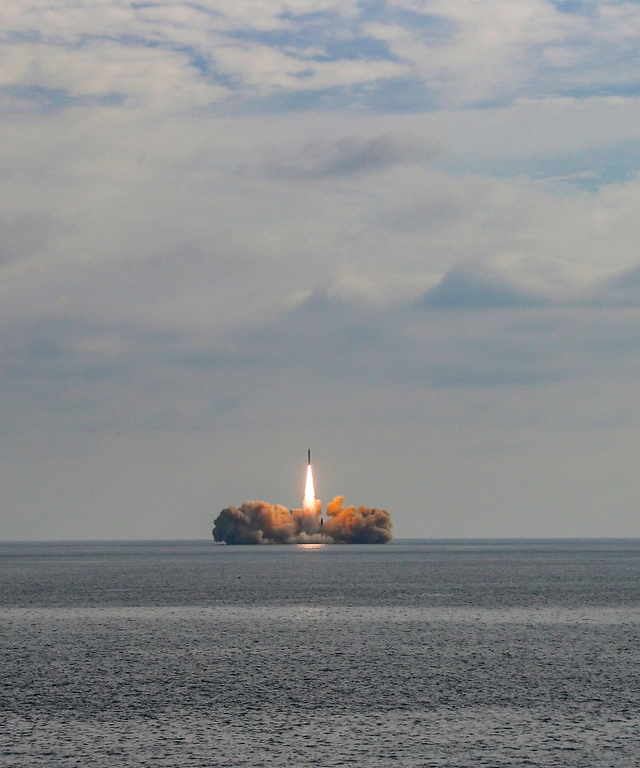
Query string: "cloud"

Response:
xmin=265 ymin=131 xmax=439 ymax=178
xmin=589 ymin=264 xmax=640 ymax=307
xmin=0 ymin=41 xmax=226 ymax=110
xmin=2 ymin=0 xmax=640 ymax=114
xmin=210 ymin=43 xmax=408 ymax=94
xmin=0 ymin=213 xmax=57 ymax=265
xmin=420 ymin=258 xmax=640 ymax=312
xmin=369 ymin=0 xmax=640 ymax=105
xmin=151 ymin=268 xmax=640 ymax=398
xmin=419 ymin=262 xmax=554 ymax=309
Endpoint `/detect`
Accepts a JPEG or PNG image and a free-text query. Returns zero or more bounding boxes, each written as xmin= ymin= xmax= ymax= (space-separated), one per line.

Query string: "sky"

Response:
xmin=3 ymin=0 xmax=640 ymax=539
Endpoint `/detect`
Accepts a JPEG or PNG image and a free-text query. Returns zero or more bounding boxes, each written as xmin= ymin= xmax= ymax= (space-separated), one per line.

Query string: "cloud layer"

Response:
xmin=3 ymin=0 xmax=640 ymax=111
xmin=2 ymin=1 xmax=640 ymax=538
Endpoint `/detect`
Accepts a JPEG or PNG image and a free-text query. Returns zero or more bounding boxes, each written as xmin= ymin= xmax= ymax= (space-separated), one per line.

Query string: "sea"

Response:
xmin=1 ymin=539 xmax=640 ymax=767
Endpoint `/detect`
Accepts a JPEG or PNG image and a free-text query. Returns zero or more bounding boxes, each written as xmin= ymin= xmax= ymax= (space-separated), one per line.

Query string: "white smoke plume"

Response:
xmin=212 ymin=496 xmax=392 ymax=545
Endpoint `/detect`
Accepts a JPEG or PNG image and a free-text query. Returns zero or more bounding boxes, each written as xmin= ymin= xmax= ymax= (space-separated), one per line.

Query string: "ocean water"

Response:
xmin=1 ymin=540 xmax=640 ymax=767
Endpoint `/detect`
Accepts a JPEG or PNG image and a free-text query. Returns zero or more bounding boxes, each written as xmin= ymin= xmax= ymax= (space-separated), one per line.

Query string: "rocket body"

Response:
xmin=308 ymin=449 xmax=311 ymax=465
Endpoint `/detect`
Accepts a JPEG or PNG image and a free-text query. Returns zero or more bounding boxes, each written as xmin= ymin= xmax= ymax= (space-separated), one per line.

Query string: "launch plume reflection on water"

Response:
xmin=212 ymin=453 xmax=392 ymax=544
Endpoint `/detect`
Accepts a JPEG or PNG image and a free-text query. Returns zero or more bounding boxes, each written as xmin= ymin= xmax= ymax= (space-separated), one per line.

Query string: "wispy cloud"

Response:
xmin=265 ymin=131 xmax=439 ymax=177
xmin=2 ymin=0 xmax=640 ymax=112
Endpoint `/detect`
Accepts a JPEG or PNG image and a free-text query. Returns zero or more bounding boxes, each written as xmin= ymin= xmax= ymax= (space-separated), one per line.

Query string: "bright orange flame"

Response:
xmin=303 ymin=464 xmax=316 ymax=512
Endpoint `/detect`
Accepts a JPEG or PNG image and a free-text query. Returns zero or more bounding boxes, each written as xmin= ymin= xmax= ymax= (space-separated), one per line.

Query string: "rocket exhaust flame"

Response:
xmin=212 ymin=451 xmax=393 ymax=545
xmin=303 ymin=463 xmax=316 ymax=513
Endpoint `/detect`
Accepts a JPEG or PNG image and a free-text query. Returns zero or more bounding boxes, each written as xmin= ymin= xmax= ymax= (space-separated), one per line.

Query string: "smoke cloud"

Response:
xmin=323 ymin=496 xmax=393 ymax=544
xmin=213 ymin=496 xmax=392 ymax=545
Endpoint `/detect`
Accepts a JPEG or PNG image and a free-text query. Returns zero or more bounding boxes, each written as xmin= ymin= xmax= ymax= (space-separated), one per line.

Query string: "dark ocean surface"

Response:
xmin=1 ymin=539 xmax=640 ymax=766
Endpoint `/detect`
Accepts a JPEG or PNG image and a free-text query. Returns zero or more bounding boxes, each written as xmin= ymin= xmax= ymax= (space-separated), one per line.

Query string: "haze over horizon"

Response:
xmin=2 ymin=0 xmax=640 ymax=540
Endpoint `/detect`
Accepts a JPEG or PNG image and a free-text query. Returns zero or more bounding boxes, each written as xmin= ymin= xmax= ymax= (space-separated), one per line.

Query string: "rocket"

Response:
xmin=308 ymin=449 xmax=311 ymax=465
